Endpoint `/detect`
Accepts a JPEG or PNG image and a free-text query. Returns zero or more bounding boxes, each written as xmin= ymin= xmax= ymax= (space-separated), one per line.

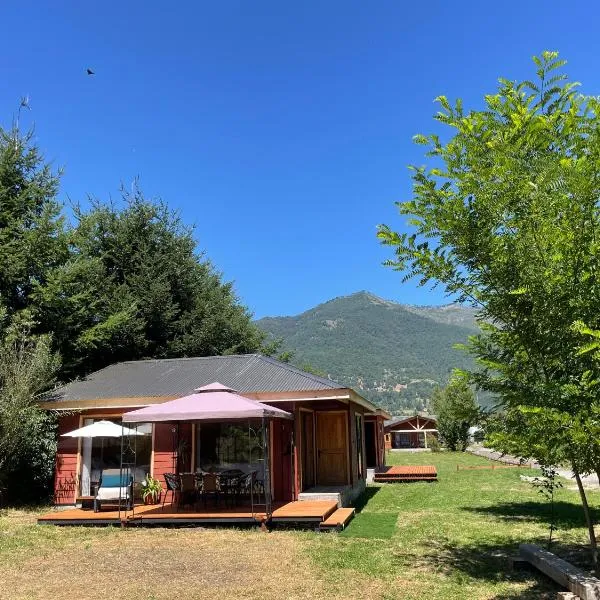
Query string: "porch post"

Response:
xmin=424 ymin=430 xmax=428 ymax=449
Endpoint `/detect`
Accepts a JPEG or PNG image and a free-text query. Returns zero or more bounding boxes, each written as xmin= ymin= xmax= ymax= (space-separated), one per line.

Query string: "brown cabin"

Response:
xmin=43 ymin=354 xmax=389 ymax=508
xmin=384 ymin=414 xmax=438 ymax=449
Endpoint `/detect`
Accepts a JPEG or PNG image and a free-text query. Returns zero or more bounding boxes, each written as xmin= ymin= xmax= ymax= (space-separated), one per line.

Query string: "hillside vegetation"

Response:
xmin=256 ymin=291 xmax=481 ymax=415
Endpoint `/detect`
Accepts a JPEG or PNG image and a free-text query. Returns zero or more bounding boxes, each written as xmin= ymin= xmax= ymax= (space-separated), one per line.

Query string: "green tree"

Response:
xmin=431 ymin=377 xmax=479 ymax=451
xmin=0 ymin=311 xmax=60 ymax=503
xmin=378 ymin=51 xmax=600 ymax=563
xmin=34 ymin=186 xmax=267 ymax=377
xmin=0 ymin=121 xmax=66 ymax=317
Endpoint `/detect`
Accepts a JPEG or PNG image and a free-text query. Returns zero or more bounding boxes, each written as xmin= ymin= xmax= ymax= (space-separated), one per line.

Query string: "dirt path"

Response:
xmin=467 ymin=445 xmax=600 ymax=490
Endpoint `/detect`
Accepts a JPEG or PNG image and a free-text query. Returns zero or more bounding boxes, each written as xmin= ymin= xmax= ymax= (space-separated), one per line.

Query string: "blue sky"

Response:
xmin=2 ymin=2 xmax=599 ymax=318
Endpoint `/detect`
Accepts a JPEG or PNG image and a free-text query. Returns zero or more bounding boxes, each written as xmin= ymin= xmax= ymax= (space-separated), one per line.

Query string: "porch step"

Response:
xmin=319 ymin=507 xmax=355 ymax=531
xmin=297 ymin=491 xmax=343 ymax=508
xmin=271 ymin=500 xmax=338 ymax=523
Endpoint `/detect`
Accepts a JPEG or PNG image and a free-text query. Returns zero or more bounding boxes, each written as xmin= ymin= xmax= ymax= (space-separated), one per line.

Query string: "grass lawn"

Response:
xmin=1 ymin=451 xmax=598 ymax=600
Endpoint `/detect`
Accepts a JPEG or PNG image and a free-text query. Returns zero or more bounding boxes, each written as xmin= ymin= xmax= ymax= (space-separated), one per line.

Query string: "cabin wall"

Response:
xmin=54 ymin=414 xmax=81 ymax=505
xmin=271 ymin=418 xmax=294 ymax=502
xmin=153 ymin=423 xmax=177 ymax=491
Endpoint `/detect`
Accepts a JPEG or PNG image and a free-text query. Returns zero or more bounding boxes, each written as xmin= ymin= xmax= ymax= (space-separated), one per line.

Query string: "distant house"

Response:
xmin=384 ymin=414 xmax=438 ymax=449
xmin=42 ymin=354 xmax=389 ymax=508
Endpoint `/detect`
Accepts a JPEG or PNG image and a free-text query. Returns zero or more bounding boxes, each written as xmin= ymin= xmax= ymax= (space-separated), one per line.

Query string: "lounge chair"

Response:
xmin=94 ymin=468 xmax=134 ymax=512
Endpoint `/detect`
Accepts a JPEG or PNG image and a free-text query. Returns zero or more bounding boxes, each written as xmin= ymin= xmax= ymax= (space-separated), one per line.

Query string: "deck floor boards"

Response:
xmin=38 ymin=500 xmax=339 ymax=526
xmin=374 ymin=465 xmax=438 ymax=483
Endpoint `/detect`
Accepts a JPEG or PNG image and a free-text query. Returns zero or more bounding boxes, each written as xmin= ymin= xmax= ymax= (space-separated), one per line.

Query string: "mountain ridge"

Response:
xmin=256 ymin=291 xmax=480 ymax=415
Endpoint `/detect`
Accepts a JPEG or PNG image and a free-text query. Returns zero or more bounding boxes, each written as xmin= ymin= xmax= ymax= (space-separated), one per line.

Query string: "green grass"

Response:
xmin=307 ymin=451 xmax=600 ymax=599
xmin=2 ymin=452 xmax=599 ymax=599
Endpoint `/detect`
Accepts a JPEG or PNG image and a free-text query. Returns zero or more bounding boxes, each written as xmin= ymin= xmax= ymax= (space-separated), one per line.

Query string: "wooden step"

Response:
xmin=320 ymin=507 xmax=355 ymax=531
xmin=271 ymin=500 xmax=338 ymax=523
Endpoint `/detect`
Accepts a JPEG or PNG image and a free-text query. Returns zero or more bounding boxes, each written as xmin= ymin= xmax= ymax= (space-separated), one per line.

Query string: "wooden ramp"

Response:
xmin=374 ymin=465 xmax=438 ymax=483
xmin=319 ymin=507 xmax=355 ymax=531
xmin=271 ymin=501 xmax=338 ymax=524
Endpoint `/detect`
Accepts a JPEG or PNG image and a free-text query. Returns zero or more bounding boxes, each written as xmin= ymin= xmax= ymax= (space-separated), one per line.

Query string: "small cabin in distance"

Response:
xmin=384 ymin=414 xmax=438 ymax=450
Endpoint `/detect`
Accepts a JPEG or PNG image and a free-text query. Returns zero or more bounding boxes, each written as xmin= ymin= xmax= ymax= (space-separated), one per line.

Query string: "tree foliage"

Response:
xmin=378 ymin=51 xmax=600 ymax=561
xmin=431 ymin=376 xmax=479 ymax=451
xmin=34 ymin=186 xmax=266 ymax=377
xmin=0 ymin=118 xmax=270 ymax=502
xmin=0 ymin=312 xmax=59 ymax=503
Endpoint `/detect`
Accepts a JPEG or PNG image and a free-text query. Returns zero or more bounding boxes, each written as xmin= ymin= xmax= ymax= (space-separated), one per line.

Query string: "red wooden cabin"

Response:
xmin=43 ymin=355 xmax=389 ymax=508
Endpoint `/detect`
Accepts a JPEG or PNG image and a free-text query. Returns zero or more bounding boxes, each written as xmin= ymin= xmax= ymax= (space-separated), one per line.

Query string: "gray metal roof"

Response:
xmin=46 ymin=354 xmax=342 ymax=402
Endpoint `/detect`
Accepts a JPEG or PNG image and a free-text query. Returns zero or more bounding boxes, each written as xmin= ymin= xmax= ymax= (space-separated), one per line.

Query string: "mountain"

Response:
xmin=256 ymin=291 xmax=481 ymax=415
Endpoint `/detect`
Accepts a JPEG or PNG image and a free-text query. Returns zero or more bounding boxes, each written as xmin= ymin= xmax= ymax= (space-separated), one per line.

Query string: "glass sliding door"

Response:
xmin=195 ymin=421 xmax=264 ymax=479
xmin=79 ymin=419 xmax=152 ymax=495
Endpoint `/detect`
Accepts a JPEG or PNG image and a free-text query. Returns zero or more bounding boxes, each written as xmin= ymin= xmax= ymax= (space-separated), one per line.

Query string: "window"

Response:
xmin=196 ymin=421 xmax=264 ymax=474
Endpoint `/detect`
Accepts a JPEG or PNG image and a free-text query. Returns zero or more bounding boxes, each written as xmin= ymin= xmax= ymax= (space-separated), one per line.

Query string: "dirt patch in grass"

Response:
xmin=0 ymin=513 xmax=390 ymax=600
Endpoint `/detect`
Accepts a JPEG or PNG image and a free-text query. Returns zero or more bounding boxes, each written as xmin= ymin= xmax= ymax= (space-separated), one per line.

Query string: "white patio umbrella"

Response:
xmin=61 ymin=420 xmax=145 ymax=438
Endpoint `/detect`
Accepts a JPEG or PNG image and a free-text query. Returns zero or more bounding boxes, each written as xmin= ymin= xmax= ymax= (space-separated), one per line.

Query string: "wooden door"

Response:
xmin=316 ymin=412 xmax=348 ymax=486
xmin=301 ymin=411 xmax=315 ymax=490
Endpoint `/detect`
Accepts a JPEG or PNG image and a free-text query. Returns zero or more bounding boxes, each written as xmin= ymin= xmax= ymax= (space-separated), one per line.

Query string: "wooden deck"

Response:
xmin=373 ymin=465 xmax=438 ymax=483
xmin=38 ymin=500 xmax=341 ymax=527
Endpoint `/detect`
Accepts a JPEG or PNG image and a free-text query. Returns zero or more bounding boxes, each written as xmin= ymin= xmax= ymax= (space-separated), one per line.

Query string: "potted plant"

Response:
xmin=140 ymin=476 xmax=162 ymax=505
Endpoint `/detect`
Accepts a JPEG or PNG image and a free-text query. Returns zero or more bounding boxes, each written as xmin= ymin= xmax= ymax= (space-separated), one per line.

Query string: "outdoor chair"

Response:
xmin=94 ymin=468 xmax=134 ymax=512
xmin=219 ymin=470 xmax=244 ymax=507
xmin=163 ymin=473 xmax=181 ymax=510
xmin=179 ymin=473 xmax=198 ymax=510
xmin=237 ymin=471 xmax=257 ymax=505
xmin=200 ymin=472 xmax=221 ymax=508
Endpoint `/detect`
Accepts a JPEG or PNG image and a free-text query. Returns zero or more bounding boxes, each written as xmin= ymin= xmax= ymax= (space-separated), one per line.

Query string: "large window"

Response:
xmin=196 ymin=421 xmax=264 ymax=475
xmin=80 ymin=419 xmax=152 ymax=496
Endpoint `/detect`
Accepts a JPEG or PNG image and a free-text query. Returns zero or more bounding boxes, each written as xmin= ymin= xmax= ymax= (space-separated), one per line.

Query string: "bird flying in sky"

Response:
xmin=86 ymin=68 xmax=95 ymax=75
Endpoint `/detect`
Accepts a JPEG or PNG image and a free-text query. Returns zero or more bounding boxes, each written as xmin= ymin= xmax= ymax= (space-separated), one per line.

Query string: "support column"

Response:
xmin=424 ymin=431 xmax=428 ymax=449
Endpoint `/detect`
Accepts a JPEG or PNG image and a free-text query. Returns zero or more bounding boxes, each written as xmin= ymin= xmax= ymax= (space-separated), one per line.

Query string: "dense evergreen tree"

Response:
xmin=34 ymin=186 xmax=266 ymax=378
xmin=0 ymin=124 xmax=66 ymax=317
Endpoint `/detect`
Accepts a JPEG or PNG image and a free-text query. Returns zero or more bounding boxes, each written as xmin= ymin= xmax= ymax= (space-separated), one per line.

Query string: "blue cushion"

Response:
xmin=101 ymin=473 xmax=132 ymax=488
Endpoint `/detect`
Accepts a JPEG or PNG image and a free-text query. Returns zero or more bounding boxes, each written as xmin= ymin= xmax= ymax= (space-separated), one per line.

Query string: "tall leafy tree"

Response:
xmin=431 ymin=376 xmax=479 ymax=451
xmin=0 ymin=310 xmax=60 ymax=503
xmin=378 ymin=52 xmax=600 ymax=562
xmin=35 ymin=186 xmax=267 ymax=377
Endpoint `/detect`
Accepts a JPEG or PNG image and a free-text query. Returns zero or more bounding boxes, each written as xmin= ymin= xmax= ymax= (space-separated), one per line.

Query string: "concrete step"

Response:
xmin=298 ymin=491 xmax=342 ymax=507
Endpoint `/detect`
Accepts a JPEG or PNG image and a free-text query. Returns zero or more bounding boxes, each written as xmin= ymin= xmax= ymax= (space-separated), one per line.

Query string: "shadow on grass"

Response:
xmin=463 ymin=500 xmax=595 ymax=530
xmin=352 ymin=486 xmax=380 ymax=514
xmin=391 ymin=536 xmax=597 ymax=600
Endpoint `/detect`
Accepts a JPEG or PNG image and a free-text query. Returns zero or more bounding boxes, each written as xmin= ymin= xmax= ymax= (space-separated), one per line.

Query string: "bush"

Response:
xmin=428 ymin=435 xmax=442 ymax=452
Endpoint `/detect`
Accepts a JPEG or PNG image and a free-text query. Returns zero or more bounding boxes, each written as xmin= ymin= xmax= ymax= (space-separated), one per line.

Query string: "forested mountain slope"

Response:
xmin=256 ymin=291 xmax=480 ymax=415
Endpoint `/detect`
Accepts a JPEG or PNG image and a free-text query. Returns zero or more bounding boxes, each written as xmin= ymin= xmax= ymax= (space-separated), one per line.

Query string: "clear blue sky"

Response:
xmin=2 ymin=2 xmax=599 ymax=318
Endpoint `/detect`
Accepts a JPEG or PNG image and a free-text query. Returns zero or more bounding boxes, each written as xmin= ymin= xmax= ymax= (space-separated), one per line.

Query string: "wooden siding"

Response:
xmin=153 ymin=423 xmax=177 ymax=490
xmin=271 ymin=419 xmax=294 ymax=502
xmin=54 ymin=414 xmax=81 ymax=504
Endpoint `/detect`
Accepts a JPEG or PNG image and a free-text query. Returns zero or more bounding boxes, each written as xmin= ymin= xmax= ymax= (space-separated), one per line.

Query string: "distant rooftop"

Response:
xmin=47 ymin=354 xmax=342 ymax=402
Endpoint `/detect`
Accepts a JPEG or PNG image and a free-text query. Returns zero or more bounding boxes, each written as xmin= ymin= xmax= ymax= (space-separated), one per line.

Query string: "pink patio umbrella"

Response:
xmin=121 ymin=383 xmax=292 ymax=518
xmin=121 ymin=382 xmax=293 ymax=423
